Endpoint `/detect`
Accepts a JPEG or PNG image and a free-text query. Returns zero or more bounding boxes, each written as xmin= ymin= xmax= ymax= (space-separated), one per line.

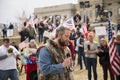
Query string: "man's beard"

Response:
xmin=58 ymin=38 xmax=67 ymax=46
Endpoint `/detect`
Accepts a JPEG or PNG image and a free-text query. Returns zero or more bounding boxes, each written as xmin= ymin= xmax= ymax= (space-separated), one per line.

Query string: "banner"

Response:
xmin=7 ymin=29 xmax=13 ymax=36
xmin=95 ymin=26 xmax=107 ymax=35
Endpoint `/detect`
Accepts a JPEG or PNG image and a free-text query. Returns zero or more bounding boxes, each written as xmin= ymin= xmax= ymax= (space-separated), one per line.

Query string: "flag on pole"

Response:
xmin=19 ymin=38 xmax=29 ymax=49
xmin=108 ymin=16 xmax=120 ymax=76
xmin=62 ymin=17 xmax=75 ymax=30
xmin=43 ymin=17 xmax=49 ymax=24
xmin=25 ymin=15 xmax=34 ymax=28
xmin=33 ymin=16 xmax=39 ymax=24
xmin=82 ymin=15 xmax=88 ymax=39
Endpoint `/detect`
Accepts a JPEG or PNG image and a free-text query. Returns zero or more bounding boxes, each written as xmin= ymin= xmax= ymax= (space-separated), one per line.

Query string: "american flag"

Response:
xmin=25 ymin=15 xmax=33 ymax=28
xmin=62 ymin=17 xmax=75 ymax=30
xmin=33 ymin=16 xmax=39 ymax=24
xmin=108 ymin=18 xmax=120 ymax=76
xmin=82 ymin=15 xmax=88 ymax=39
xmin=19 ymin=38 xmax=29 ymax=49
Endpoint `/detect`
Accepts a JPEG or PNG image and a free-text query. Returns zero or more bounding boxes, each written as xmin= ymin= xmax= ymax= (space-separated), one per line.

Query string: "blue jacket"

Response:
xmin=38 ymin=47 xmax=64 ymax=75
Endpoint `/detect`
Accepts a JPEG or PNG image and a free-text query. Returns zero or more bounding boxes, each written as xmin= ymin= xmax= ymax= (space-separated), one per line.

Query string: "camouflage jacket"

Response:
xmin=38 ymin=40 xmax=74 ymax=80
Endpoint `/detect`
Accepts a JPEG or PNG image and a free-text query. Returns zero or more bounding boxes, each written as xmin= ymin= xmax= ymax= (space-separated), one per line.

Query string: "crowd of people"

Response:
xmin=0 ymin=12 xmax=120 ymax=80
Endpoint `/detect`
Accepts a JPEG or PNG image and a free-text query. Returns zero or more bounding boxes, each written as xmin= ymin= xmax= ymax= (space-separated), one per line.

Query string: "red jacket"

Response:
xmin=68 ymin=40 xmax=75 ymax=60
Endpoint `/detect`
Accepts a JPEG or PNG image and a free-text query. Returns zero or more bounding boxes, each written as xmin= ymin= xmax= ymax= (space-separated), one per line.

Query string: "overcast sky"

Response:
xmin=0 ymin=0 xmax=77 ymax=23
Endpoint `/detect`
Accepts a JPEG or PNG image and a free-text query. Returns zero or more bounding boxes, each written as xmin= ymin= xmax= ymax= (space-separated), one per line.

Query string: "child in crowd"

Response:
xmin=20 ymin=49 xmax=27 ymax=74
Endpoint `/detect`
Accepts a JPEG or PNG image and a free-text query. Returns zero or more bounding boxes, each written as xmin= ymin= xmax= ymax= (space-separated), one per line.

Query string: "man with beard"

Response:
xmin=38 ymin=26 xmax=74 ymax=80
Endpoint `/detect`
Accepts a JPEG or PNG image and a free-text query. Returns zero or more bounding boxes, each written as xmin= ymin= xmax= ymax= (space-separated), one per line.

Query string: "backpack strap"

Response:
xmin=36 ymin=45 xmax=44 ymax=58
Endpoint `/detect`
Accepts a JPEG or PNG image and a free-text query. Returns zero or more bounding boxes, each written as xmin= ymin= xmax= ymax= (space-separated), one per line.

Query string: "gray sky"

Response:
xmin=0 ymin=0 xmax=77 ymax=23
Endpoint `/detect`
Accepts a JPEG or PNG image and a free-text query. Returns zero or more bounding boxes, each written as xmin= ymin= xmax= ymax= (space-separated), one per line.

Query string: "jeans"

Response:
xmin=78 ymin=50 xmax=87 ymax=69
xmin=3 ymin=32 xmax=7 ymax=38
xmin=0 ymin=69 xmax=19 ymax=80
xmin=38 ymin=31 xmax=44 ymax=43
xmin=101 ymin=62 xmax=115 ymax=80
xmin=86 ymin=58 xmax=97 ymax=80
xmin=38 ymin=35 xmax=43 ymax=43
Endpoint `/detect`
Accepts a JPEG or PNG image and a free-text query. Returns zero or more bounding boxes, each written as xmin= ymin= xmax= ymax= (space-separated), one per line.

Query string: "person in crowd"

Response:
xmin=69 ymin=29 xmax=76 ymax=41
xmin=116 ymin=33 xmax=120 ymax=80
xmin=74 ymin=12 xmax=81 ymax=28
xmin=76 ymin=34 xmax=87 ymax=70
xmin=0 ymin=38 xmax=20 ymax=80
xmin=38 ymin=26 xmax=74 ymax=80
xmin=20 ymin=51 xmax=27 ymax=74
xmin=43 ymin=23 xmax=49 ymax=43
xmin=8 ymin=23 xmax=14 ymax=36
xmin=84 ymin=34 xmax=99 ymax=80
xmin=10 ymin=41 xmax=21 ymax=73
xmin=116 ymin=33 xmax=120 ymax=56
xmin=19 ymin=25 xmax=29 ymax=42
xmin=38 ymin=21 xmax=45 ymax=43
xmin=8 ymin=23 xmax=14 ymax=29
xmin=62 ymin=15 xmax=68 ymax=22
xmin=55 ymin=16 xmax=61 ymax=27
xmin=67 ymin=40 xmax=75 ymax=67
xmin=25 ymin=39 xmax=38 ymax=80
xmin=117 ymin=19 xmax=120 ymax=32
xmin=27 ymin=24 xmax=37 ymax=41
xmin=11 ymin=41 xmax=19 ymax=50
xmin=34 ymin=23 xmax=39 ymax=29
xmin=97 ymin=38 xmax=115 ymax=80
xmin=74 ymin=28 xmax=82 ymax=64
xmin=2 ymin=24 xmax=7 ymax=38
xmin=48 ymin=21 xmax=55 ymax=32
xmin=74 ymin=17 xmax=81 ymax=28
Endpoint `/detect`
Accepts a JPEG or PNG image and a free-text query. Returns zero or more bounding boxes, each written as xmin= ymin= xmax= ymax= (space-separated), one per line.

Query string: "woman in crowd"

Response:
xmin=84 ymin=34 xmax=99 ymax=80
xmin=25 ymin=39 xmax=38 ymax=80
xmin=97 ymin=38 xmax=115 ymax=80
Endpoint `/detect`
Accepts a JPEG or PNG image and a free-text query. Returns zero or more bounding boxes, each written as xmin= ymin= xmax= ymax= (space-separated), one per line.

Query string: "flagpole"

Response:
xmin=107 ymin=11 xmax=113 ymax=42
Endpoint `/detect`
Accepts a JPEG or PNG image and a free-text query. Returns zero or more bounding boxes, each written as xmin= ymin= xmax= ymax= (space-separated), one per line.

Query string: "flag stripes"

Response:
xmin=108 ymin=16 xmax=120 ymax=76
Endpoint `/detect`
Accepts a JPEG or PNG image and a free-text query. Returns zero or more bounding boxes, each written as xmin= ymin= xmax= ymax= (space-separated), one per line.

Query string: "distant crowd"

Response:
xmin=0 ymin=12 xmax=120 ymax=80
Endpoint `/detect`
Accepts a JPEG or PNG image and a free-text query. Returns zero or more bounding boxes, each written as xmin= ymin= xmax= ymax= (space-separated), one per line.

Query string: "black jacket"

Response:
xmin=97 ymin=46 xmax=110 ymax=65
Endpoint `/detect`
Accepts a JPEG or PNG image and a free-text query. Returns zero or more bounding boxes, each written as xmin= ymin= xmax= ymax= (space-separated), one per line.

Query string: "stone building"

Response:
xmin=77 ymin=0 xmax=120 ymax=23
xmin=34 ymin=0 xmax=120 ymax=23
xmin=34 ymin=3 xmax=76 ymax=19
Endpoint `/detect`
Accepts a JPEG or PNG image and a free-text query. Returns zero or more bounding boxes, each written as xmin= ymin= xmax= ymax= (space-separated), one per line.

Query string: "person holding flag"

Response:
xmin=107 ymin=11 xmax=120 ymax=80
xmin=97 ymin=38 xmax=115 ymax=80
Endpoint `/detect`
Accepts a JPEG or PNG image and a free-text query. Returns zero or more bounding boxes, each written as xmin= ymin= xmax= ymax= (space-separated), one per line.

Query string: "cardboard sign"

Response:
xmin=95 ymin=26 xmax=107 ymax=35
